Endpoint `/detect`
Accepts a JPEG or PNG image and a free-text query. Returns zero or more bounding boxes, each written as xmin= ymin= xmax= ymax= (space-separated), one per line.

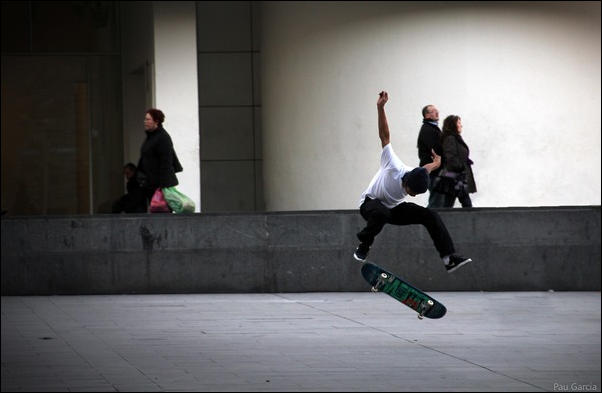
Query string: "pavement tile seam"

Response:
xmin=275 ymin=295 xmax=557 ymax=392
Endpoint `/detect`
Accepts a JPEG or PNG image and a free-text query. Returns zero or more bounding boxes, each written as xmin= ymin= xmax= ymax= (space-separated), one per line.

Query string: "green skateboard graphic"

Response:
xmin=361 ymin=262 xmax=446 ymax=319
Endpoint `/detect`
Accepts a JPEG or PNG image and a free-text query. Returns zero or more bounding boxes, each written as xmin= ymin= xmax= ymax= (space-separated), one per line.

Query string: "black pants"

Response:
xmin=357 ymin=197 xmax=455 ymax=258
xmin=142 ymin=187 xmax=156 ymax=208
xmin=442 ymin=189 xmax=472 ymax=208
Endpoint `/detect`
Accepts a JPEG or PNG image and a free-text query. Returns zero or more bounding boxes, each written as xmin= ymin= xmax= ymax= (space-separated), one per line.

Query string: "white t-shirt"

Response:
xmin=359 ymin=143 xmax=415 ymax=209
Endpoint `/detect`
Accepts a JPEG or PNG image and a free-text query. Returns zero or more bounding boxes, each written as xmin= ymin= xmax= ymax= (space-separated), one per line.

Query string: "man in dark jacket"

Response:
xmin=417 ymin=105 xmax=446 ymax=208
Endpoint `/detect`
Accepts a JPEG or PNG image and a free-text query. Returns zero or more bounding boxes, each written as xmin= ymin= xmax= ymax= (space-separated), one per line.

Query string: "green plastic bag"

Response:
xmin=162 ymin=187 xmax=195 ymax=214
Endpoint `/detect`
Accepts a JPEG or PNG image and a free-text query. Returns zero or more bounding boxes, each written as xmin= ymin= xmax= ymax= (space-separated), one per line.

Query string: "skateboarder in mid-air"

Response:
xmin=354 ymin=91 xmax=472 ymax=273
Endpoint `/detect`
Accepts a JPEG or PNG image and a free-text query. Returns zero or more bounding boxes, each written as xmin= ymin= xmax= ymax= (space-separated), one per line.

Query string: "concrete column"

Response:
xmin=152 ymin=2 xmax=201 ymax=211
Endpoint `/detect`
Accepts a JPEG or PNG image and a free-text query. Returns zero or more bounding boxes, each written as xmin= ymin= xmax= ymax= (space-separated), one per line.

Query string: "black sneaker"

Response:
xmin=353 ymin=243 xmax=370 ymax=262
xmin=445 ymin=254 xmax=472 ymax=273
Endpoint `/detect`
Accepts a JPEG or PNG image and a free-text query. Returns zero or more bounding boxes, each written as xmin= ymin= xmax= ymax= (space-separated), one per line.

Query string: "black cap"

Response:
xmin=404 ymin=167 xmax=429 ymax=194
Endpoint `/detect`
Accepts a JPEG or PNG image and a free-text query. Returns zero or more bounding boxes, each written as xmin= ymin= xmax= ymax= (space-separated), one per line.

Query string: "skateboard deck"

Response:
xmin=361 ymin=262 xmax=446 ymax=319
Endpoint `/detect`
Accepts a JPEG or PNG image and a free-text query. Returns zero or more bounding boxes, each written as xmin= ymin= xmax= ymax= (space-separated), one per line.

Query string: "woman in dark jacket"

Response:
xmin=136 ymin=108 xmax=183 ymax=209
xmin=440 ymin=115 xmax=476 ymax=208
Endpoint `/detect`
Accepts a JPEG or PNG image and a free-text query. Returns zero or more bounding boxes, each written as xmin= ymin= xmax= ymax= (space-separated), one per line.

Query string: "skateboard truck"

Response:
xmin=371 ymin=272 xmax=392 ymax=292
xmin=417 ymin=300 xmax=435 ymax=320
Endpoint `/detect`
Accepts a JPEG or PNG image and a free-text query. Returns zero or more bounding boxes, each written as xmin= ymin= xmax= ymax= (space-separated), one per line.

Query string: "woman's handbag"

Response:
xmin=149 ymin=188 xmax=171 ymax=213
xmin=432 ymin=168 xmax=461 ymax=195
xmin=162 ymin=186 xmax=195 ymax=214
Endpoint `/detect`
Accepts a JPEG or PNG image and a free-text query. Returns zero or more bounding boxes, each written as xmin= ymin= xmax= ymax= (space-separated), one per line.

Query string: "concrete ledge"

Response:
xmin=1 ymin=206 xmax=600 ymax=294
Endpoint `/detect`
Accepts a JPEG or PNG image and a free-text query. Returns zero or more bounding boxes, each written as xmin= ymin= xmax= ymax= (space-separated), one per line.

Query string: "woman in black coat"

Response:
xmin=440 ymin=115 xmax=477 ymax=208
xmin=136 ymin=108 xmax=183 ymax=209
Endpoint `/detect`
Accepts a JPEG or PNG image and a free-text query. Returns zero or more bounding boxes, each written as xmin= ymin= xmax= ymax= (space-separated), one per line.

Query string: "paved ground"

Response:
xmin=1 ymin=292 xmax=600 ymax=392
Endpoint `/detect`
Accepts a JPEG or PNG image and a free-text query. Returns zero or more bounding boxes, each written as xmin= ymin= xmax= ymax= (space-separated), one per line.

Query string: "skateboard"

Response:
xmin=360 ymin=262 xmax=447 ymax=319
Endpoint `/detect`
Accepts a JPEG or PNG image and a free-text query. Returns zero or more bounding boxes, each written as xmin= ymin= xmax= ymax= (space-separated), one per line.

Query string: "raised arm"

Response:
xmin=377 ymin=91 xmax=390 ymax=148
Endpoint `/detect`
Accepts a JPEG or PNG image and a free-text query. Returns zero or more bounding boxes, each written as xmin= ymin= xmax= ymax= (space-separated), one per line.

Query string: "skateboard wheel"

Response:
xmin=371 ymin=286 xmax=379 ymax=292
xmin=427 ymin=300 xmax=434 ymax=306
xmin=417 ymin=314 xmax=424 ymax=320
xmin=380 ymin=273 xmax=388 ymax=279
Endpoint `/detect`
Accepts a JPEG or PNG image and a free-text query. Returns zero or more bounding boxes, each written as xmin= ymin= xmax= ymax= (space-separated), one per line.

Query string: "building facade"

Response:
xmin=2 ymin=1 xmax=600 ymax=215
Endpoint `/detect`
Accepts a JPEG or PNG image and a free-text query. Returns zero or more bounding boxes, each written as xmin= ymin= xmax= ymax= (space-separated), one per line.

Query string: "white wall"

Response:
xmin=261 ymin=1 xmax=601 ymax=210
xmin=153 ymin=2 xmax=201 ymax=211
